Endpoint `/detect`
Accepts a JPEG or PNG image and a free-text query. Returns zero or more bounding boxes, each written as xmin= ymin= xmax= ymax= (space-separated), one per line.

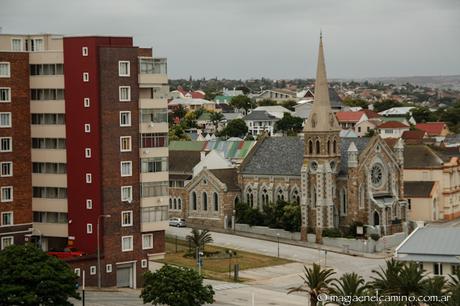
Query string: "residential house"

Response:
xmin=243 ymin=110 xmax=278 ymax=136
xmin=335 ymin=111 xmax=368 ymax=130
xmin=402 ymin=130 xmax=428 ymax=145
xmin=254 ymin=105 xmax=292 ymax=119
xmin=168 ymin=98 xmax=216 ymax=112
xmin=416 ymin=122 xmax=450 ymax=138
xmin=395 ymin=226 xmax=460 ymax=277
xmin=404 ymin=181 xmax=439 ymax=221
xmin=252 ymin=89 xmax=296 ymax=103
xmin=377 ymin=121 xmax=410 ymax=139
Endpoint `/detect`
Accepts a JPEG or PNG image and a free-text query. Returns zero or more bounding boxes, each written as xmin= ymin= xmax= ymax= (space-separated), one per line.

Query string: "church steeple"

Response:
xmin=304 ymin=34 xmax=340 ymax=132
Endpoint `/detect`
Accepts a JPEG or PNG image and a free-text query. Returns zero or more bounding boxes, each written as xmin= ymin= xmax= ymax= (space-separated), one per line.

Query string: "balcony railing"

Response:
xmin=139 ymin=58 xmax=167 ymax=75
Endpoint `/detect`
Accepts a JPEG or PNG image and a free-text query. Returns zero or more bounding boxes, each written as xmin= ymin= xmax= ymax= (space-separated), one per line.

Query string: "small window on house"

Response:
xmin=1 ymin=236 xmax=13 ymax=250
xmin=0 ymin=112 xmax=12 ymax=127
xmin=0 ymin=63 xmax=10 ymax=78
xmin=141 ymin=259 xmax=148 ymax=268
xmin=85 ymin=148 xmax=91 ymax=158
xmin=86 ymin=199 xmax=93 ymax=209
xmin=0 ymin=88 xmax=11 ymax=103
xmin=74 ymin=268 xmax=81 ymax=276
xmin=87 ymin=223 xmax=93 ymax=234
xmin=90 ymin=266 xmax=96 ymax=275
xmin=120 ymin=161 xmax=132 ymax=177
xmin=0 ymin=162 xmax=13 ymax=177
xmin=106 ymin=264 xmax=112 ymax=273
xmin=121 ymin=236 xmax=133 ymax=252
xmin=85 ymin=173 xmax=92 ymax=183
xmin=121 ymin=211 xmax=133 ymax=227
xmin=120 ymin=136 xmax=132 ymax=152
xmin=83 ymin=72 xmax=89 ymax=82
xmin=84 ymin=124 xmax=91 ymax=133
xmin=121 ymin=186 xmax=133 ymax=202
xmin=119 ymin=86 xmax=131 ymax=101
xmin=82 ymin=47 xmax=88 ymax=56
xmin=119 ymin=61 xmax=130 ymax=77
xmin=84 ymin=98 xmax=90 ymax=107
xmin=1 ymin=187 xmax=13 ymax=202
xmin=0 ymin=137 xmax=12 ymax=152
xmin=120 ymin=111 xmax=131 ymax=127
xmin=142 ymin=234 xmax=153 ymax=250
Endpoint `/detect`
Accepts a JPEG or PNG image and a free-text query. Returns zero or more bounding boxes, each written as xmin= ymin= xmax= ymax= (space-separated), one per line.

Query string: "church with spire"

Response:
xmin=239 ymin=35 xmax=407 ymax=242
xmin=170 ymin=35 xmax=407 ymax=242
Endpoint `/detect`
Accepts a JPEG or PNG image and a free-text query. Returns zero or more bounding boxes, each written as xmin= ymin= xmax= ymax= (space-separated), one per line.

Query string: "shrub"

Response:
xmin=322 ymin=228 xmax=342 ymax=238
xmin=370 ymin=233 xmax=380 ymax=241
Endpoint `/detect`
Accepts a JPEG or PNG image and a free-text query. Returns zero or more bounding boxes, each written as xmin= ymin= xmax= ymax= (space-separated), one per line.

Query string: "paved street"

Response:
xmin=167 ymin=226 xmax=387 ymax=279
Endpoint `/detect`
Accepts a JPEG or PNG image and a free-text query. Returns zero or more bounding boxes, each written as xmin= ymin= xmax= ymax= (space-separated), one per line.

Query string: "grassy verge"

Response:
xmin=154 ymin=235 xmax=291 ymax=282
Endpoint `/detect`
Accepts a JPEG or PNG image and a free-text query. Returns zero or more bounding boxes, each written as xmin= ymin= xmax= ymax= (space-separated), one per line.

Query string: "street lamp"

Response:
xmin=277 ymin=233 xmax=280 ymax=258
xmin=97 ymin=214 xmax=111 ymax=288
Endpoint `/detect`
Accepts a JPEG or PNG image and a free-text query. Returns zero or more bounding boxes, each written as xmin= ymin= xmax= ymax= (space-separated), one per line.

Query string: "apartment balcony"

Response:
xmin=139 ymin=98 xmax=168 ymax=109
xmin=32 ymin=149 xmax=66 ymax=163
xmin=29 ymin=51 xmax=63 ymax=64
xmin=33 ymin=222 xmax=68 ymax=238
xmin=30 ymin=100 xmax=65 ymax=113
xmin=139 ymin=147 xmax=168 ymax=158
xmin=32 ymin=198 xmax=68 ymax=213
xmin=140 ymin=171 xmax=168 ymax=183
xmin=139 ymin=122 xmax=168 ymax=134
xmin=32 ymin=173 xmax=67 ymax=188
xmin=30 ymin=75 xmax=64 ymax=89
xmin=141 ymin=220 xmax=168 ymax=232
xmin=138 ymin=58 xmax=168 ymax=85
xmin=140 ymin=196 xmax=169 ymax=208
xmin=31 ymin=124 xmax=66 ymax=138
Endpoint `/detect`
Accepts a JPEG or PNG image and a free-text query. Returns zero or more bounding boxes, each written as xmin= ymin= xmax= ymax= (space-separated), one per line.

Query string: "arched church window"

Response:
xmin=178 ymin=198 xmax=182 ymax=210
xmin=202 ymin=192 xmax=208 ymax=211
xmin=261 ymin=188 xmax=269 ymax=206
xmin=213 ymin=192 xmax=219 ymax=211
xmin=173 ymin=198 xmax=177 ymax=210
xmin=315 ymin=140 xmax=320 ymax=154
xmin=327 ymin=140 xmax=331 ymax=154
xmin=277 ymin=188 xmax=285 ymax=202
xmin=191 ymin=192 xmax=197 ymax=210
xmin=333 ymin=139 xmax=337 ymax=154
xmin=246 ymin=187 xmax=254 ymax=208
xmin=291 ymin=189 xmax=300 ymax=205
xmin=308 ymin=140 xmax=313 ymax=154
xmin=359 ymin=186 xmax=365 ymax=209
xmin=169 ymin=198 xmax=173 ymax=209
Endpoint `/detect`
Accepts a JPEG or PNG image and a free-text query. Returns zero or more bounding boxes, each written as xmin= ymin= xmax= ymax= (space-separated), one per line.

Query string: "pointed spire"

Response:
xmin=304 ymin=33 xmax=340 ymax=132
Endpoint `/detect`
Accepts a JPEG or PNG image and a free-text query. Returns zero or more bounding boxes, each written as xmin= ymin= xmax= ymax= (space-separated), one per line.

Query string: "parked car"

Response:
xmin=47 ymin=247 xmax=86 ymax=259
xmin=169 ymin=217 xmax=186 ymax=227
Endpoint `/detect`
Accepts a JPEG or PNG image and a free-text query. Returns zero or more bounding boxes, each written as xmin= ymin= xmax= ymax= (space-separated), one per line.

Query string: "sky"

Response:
xmin=1 ymin=0 xmax=459 ymax=79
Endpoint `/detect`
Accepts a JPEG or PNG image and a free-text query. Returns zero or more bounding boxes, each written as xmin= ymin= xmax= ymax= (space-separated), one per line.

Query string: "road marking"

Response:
xmin=213 ymin=283 xmax=248 ymax=291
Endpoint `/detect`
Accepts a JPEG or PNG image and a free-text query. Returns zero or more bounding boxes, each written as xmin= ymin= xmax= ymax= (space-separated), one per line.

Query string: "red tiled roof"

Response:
xmin=335 ymin=111 xmax=365 ymax=122
xmin=362 ymin=109 xmax=380 ymax=119
xmin=384 ymin=138 xmax=398 ymax=148
xmin=378 ymin=121 xmax=409 ymax=129
xmin=415 ymin=122 xmax=446 ymax=136
xmin=190 ymin=91 xmax=205 ymax=99
xmin=402 ymin=130 xmax=427 ymax=140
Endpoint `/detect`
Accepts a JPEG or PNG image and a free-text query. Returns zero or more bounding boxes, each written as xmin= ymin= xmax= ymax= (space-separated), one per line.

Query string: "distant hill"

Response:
xmin=347 ymin=75 xmax=460 ymax=90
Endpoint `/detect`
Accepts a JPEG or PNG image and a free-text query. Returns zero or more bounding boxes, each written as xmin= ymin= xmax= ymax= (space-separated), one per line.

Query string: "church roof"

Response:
xmin=209 ymin=168 xmax=240 ymax=191
xmin=169 ymin=150 xmax=202 ymax=174
xmin=240 ymin=137 xmax=304 ymax=176
xmin=339 ymin=137 xmax=371 ymax=175
xmin=404 ymin=145 xmax=444 ymax=169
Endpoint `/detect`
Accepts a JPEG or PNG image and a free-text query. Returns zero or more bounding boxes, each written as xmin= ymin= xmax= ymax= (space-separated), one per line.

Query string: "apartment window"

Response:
xmin=1 ymin=162 xmax=13 ymax=177
xmin=141 ymin=259 xmax=148 ymax=268
xmin=84 ymin=123 xmax=91 ymax=133
xmin=31 ymin=113 xmax=65 ymax=125
xmin=119 ymin=61 xmax=130 ymax=77
xmin=141 ymin=181 xmax=169 ymax=198
xmin=85 ymin=173 xmax=92 ymax=183
xmin=83 ymin=72 xmax=89 ymax=82
xmin=119 ymin=111 xmax=131 ymax=127
xmin=74 ymin=268 xmax=81 ymax=277
xmin=142 ymin=234 xmax=153 ymax=250
xmin=85 ymin=148 xmax=91 ymax=158
xmin=87 ymin=223 xmax=93 ymax=234
xmin=0 ymin=88 xmax=11 ymax=102
xmin=141 ymin=157 xmax=168 ymax=173
xmin=1 ymin=236 xmax=13 ymax=250
xmin=1 ymin=212 xmax=13 ymax=226
xmin=90 ymin=266 xmax=96 ymax=275
xmin=32 ymin=187 xmax=67 ymax=199
xmin=0 ymin=63 xmax=10 ymax=78
xmin=0 ymin=113 xmax=11 ymax=127
xmin=120 ymin=161 xmax=132 ymax=177
xmin=121 ymin=236 xmax=133 ymax=252
xmin=32 ymin=162 xmax=66 ymax=174
xmin=120 ymin=136 xmax=132 ymax=152
xmin=32 ymin=138 xmax=65 ymax=149
xmin=84 ymin=98 xmax=90 ymax=107
xmin=11 ymin=39 xmax=22 ymax=51
xmin=27 ymin=38 xmax=44 ymax=52
xmin=30 ymin=64 xmax=64 ymax=76
xmin=141 ymin=206 xmax=168 ymax=223
xmin=31 ymin=89 xmax=64 ymax=100
xmin=121 ymin=211 xmax=133 ymax=227
xmin=86 ymin=199 xmax=93 ymax=209
xmin=140 ymin=133 xmax=168 ymax=148
xmin=121 ymin=186 xmax=133 ymax=202
xmin=119 ymin=86 xmax=131 ymax=102
xmin=140 ymin=109 xmax=168 ymax=123
xmin=1 ymin=187 xmax=13 ymax=202
xmin=82 ymin=47 xmax=88 ymax=56
xmin=106 ymin=264 xmax=112 ymax=273
xmin=433 ymin=263 xmax=443 ymax=275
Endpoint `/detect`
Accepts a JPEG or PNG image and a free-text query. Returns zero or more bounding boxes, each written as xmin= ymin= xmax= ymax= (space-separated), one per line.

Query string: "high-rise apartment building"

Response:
xmin=0 ymin=34 xmax=169 ymax=287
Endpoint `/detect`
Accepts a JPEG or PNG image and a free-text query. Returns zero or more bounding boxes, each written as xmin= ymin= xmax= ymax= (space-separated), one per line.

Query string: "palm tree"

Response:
xmin=398 ymin=263 xmax=427 ymax=300
xmin=422 ymin=276 xmax=447 ymax=306
xmin=447 ymin=268 xmax=460 ymax=290
xmin=447 ymin=269 xmax=460 ymax=306
xmin=288 ymin=263 xmax=335 ymax=306
xmin=370 ymin=258 xmax=404 ymax=294
xmin=186 ymin=228 xmax=214 ymax=255
xmin=329 ymin=273 xmax=368 ymax=306
xmin=209 ymin=111 xmax=225 ymax=131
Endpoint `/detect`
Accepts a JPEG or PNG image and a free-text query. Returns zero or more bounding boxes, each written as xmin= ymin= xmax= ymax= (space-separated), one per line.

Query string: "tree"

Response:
xmin=370 ymin=258 xmax=404 ymax=294
xmin=209 ymin=111 xmax=225 ymax=130
xmin=372 ymin=99 xmax=404 ymax=113
xmin=0 ymin=244 xmax=79 ymax=305
xmin=412 ymin=106 xmax=437 ymax=123
xmin=172 ymin=105 xmax=187 ymax=120
xmin=342 ymin=97 xmax=369 ymax=109
xmin=169 ymin=125 xmax=190 ymax=141
xmin=141 ymin=265 xmax=214 ymax=306
xmin=330 ymin=273 xmax=368 ymax=306
xmin=230 ymin=95 xmax=255 ymax=113
xmin=186 ymin=229 xmax=214 ymax=254
xmin=220 ymin=119 xmax=248 ymax=138
xmin=275 ymin=113 xmax=303 ymax=135
xmin=288 ymin=263 xmax=335 ymax=305
xmin=422 ymin=276 xmax=447 ymax=306
xmin=258 ymin=99 xmax=277 ymax=106
xmin=281 ymin=100 xmax=297 ymax=111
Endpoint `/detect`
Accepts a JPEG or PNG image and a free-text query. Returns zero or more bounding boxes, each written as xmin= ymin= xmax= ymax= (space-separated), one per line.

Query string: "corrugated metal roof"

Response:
xmin=397 ymin=227 xmax=460 ymax=256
